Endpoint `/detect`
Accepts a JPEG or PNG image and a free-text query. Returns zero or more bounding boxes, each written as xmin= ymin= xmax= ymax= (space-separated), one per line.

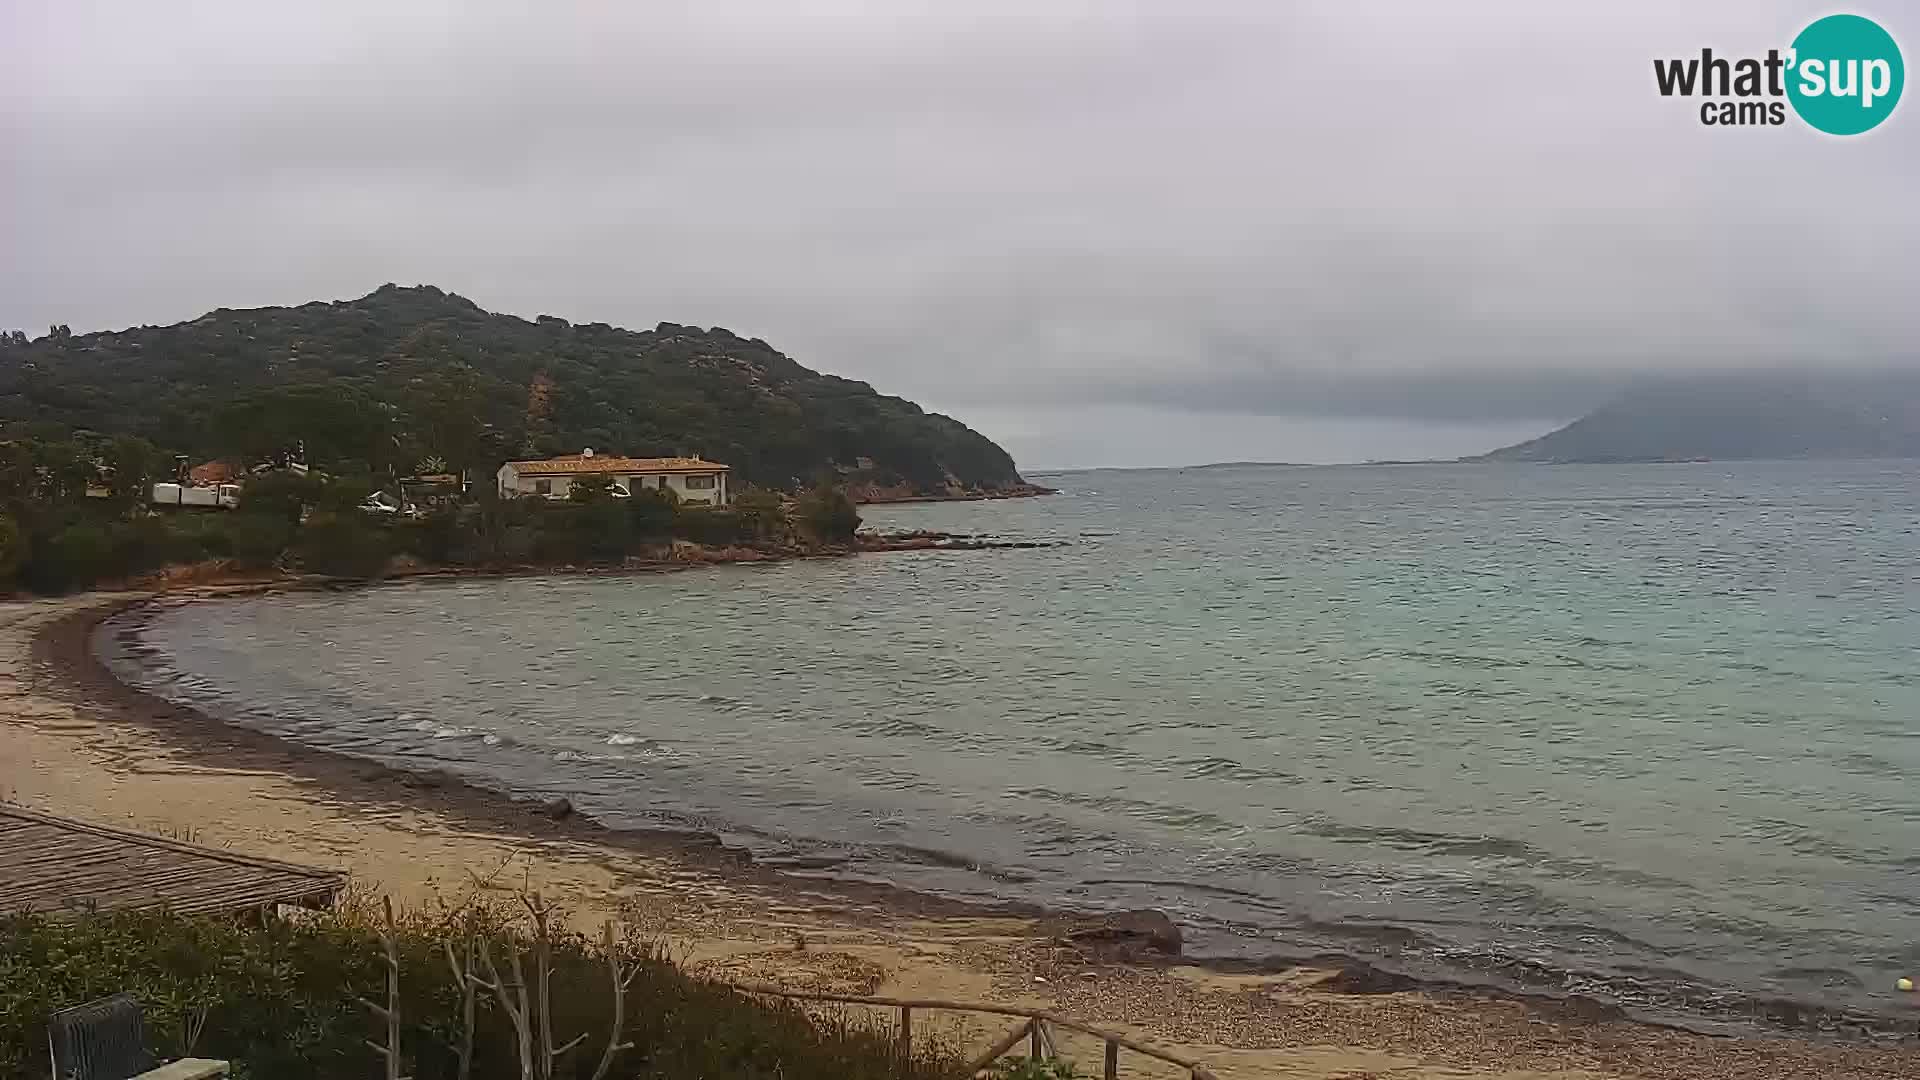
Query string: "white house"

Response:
xmin=496 ymin=450 xmax=732 ymax=506
xmin=495 ymin=447 xmax=733 ymax=503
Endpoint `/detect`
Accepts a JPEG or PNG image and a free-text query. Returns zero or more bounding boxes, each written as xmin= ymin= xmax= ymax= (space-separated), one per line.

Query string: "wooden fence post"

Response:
xmin=1029 ymin=1018 xmax=1042 ymax=1059
xmin=1104 ymin=1037 xmax=1119 ymax=1079
xmin=898 ymin=1005 xmax=912 ymax=1061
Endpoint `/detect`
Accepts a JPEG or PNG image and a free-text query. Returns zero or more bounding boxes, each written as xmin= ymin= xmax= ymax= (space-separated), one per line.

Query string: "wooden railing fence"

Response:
xmin=730 ymin=982 xmax=1219 ymax=1079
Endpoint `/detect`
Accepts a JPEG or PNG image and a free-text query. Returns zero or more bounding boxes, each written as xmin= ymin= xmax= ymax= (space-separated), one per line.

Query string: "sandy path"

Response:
xmin=2 ymin=591 xmax=1913 ymax=1079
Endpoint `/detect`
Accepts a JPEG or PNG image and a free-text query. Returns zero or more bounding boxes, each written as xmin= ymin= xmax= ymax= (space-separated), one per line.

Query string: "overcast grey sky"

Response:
xmin=4 ymin=1 xmax=1915 ymax=467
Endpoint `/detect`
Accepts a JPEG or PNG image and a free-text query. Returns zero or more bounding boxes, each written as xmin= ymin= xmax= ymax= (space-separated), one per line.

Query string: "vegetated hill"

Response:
xmin=1475 ymin=371 xmax=1920 ymax=463
xmin=0 ymin=284 xmax=1025 ymax=494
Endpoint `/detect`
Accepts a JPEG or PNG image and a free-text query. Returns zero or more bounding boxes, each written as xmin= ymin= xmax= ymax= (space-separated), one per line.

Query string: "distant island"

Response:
xmin=1186 ymin=460 xmax=1312 ymax=470
xmin=1474 ymin=371 xmax=1920 ymax=464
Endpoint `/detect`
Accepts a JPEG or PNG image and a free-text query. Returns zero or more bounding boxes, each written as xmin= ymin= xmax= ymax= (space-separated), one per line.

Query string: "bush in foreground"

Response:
xmin=0 ymin=900 xmax=960 ymax=1080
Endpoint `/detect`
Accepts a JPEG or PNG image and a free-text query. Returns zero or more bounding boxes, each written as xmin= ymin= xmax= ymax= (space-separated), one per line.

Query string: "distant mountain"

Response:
xmin=1475 ymin=372 xmax=1920 ymax=463
xmin=0 ymin=285 xmax=1025 ymax=494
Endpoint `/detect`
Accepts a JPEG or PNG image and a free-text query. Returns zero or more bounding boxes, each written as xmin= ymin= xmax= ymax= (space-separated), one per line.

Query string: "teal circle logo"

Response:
xmin=1787 ymin=14 xmax=1904 ymax=134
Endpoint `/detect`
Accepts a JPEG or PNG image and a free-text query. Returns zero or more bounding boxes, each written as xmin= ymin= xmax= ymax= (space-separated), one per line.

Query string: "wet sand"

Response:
xmin=3 ymin=590 xmax=1915 ymax=1079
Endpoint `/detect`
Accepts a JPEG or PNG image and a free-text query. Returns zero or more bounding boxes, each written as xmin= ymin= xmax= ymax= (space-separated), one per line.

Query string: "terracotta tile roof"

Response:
xmin=506 ymin=455 xmax=730 ymax=476
xmin=189 ymin=460 xmax=241 ymax=484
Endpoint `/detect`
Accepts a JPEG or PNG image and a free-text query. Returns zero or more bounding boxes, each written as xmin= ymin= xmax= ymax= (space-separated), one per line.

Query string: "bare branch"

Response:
xmin=589 ymin=921 xmax=633 ymax=1080
xmin=444 ymin=937 xmax=477 ymax=1080
xmin=479 ymin=936 xmax=535 ymax=1080
xmin=376 ymin=896 xmax=403 ymax=1080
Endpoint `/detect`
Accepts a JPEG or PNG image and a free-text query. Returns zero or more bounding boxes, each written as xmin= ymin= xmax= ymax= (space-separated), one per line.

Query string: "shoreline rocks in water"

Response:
xmin=1058 ymin=909 xmax=1185 ymax=960
xmin=855 ymin=529 xmax=1063 ymax=552
xmin=850 ymin=481 xmax=1059 ymax=505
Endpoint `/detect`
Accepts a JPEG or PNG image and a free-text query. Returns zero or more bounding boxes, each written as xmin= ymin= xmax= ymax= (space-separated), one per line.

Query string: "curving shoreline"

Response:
xmin=60 ymin=589 xmax=1022 ymax=920
xmin=4 ymin=588 xmax=1917 ymax=1079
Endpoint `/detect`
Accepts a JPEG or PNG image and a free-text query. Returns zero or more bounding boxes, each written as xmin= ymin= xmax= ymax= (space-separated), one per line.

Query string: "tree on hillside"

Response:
xmin=7 ymin=438 xmax=95 ymax=503
xmin=403 ymin=367 xmax=503 ymax=480
xmin=0 ymin=286 xmax=1027 ymax=496
xmin=211 ymin=386 xmax=401 ymax=475
xmin=100 ymin=434 xmax=162 ymax=513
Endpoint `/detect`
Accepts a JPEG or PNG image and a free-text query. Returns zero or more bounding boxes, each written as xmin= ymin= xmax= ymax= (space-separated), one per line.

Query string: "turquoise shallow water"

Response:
xmin=102 ymin=461 xmax=1920 ymax=1027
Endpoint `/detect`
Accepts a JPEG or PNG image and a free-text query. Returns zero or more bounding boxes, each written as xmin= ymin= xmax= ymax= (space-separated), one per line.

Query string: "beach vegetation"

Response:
xmin=0 ymin=429 xmax=866 ymax=594
xmin=796 ymin=483 xmax=862 ymax=544
xmin=0 ymin=897 xmax=964 ymax=1080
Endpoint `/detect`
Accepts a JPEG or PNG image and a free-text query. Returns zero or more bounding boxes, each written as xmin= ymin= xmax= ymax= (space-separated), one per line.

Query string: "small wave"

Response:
xmin=411 ymin=718 xmax=480 ymax=739
xmin=1181 ymin=756 xmax=1295 ymax=782
xmin=1767 ymin=966 xmax=1865 ymax=989
xmin=1004 ymin=787 xmax=1240 ymax=833
xmin=1305 ymin=820 xmax=1537 ymax=861
xmin=1302 ymin=917 xmax=1431 ymax=949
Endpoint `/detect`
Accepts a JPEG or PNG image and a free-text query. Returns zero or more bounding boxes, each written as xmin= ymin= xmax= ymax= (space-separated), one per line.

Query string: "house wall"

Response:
xmin=657 ymin=472 xmax=729 ymax=506
xmin=613 ymin=472 xmax=729 ymax=505
xmin=498 ymin=464 xmax=729 ymax=505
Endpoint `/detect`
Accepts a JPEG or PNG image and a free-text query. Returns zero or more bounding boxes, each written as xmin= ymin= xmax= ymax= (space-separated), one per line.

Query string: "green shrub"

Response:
xmin=224 ymin=513 xmax=294 ymax=569
xmin=0 ymin=904 xmax=963 ymax=1080
xmin=237 ymin=469 xmax=324 ymax=526
xmin=294 ymin=513 xmax=393 ymax=580
xmin=671 ymin=506 xmax=761 ymax=547
xmin=22 ymin=522 xmax=112 ymax=593
xmin=795 ymin=484 xmax=861 ymax=544
xmin=627 ymin=489 xmax=677 ymax=540
xmin=391 ymin=507 xmax=460 ymax=565
xmin=730 ymin=489 xmax=789 ymax=542
xmin=107 ymin=516 xmax=206 ymax=576
xmin=446 ymin=495 xmax=533 ymax=566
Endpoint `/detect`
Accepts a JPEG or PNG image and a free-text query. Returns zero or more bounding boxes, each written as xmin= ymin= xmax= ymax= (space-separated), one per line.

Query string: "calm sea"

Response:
xmin=100 ymin=462 xmax=1920 ymax=1028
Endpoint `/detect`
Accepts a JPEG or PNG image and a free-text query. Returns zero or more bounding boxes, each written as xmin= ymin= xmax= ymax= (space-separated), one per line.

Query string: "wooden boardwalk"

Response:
xmin=0 ymin=805 xmax=346 ymax=917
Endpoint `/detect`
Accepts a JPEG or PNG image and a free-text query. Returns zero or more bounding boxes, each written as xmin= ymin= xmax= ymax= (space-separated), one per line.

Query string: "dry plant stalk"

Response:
xmin=466 ymin=889 xmax=636 ymax=1080
xmin=441 ymin=937 xmax=478 ymax=1080
xmin=356 ymin=896 xmax=409 ymax=1080
xmin=589 ymin=920 xmax=639 ymax=1080
xmin=472 ymin=934 xmax=535 ymax=1080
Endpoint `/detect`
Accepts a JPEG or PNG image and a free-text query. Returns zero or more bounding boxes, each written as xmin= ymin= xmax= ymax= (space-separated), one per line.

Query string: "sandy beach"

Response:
xmin=3 ymin=589 xmax=1915 ymax=1080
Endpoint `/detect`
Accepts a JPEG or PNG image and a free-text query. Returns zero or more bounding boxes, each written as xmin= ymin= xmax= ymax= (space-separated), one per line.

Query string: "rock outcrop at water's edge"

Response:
xmin=1057 ymin=909 xmax=1185 ymax=960
xmin=848 ymin=479 xmax=1059 ymax=504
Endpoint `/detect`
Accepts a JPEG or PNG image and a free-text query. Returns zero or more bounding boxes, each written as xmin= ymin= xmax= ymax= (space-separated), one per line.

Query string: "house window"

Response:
xmin=684 ymin=474 xmax=715 ymax=489
xmin=533 ymin=479 xmax=551 ymax=495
